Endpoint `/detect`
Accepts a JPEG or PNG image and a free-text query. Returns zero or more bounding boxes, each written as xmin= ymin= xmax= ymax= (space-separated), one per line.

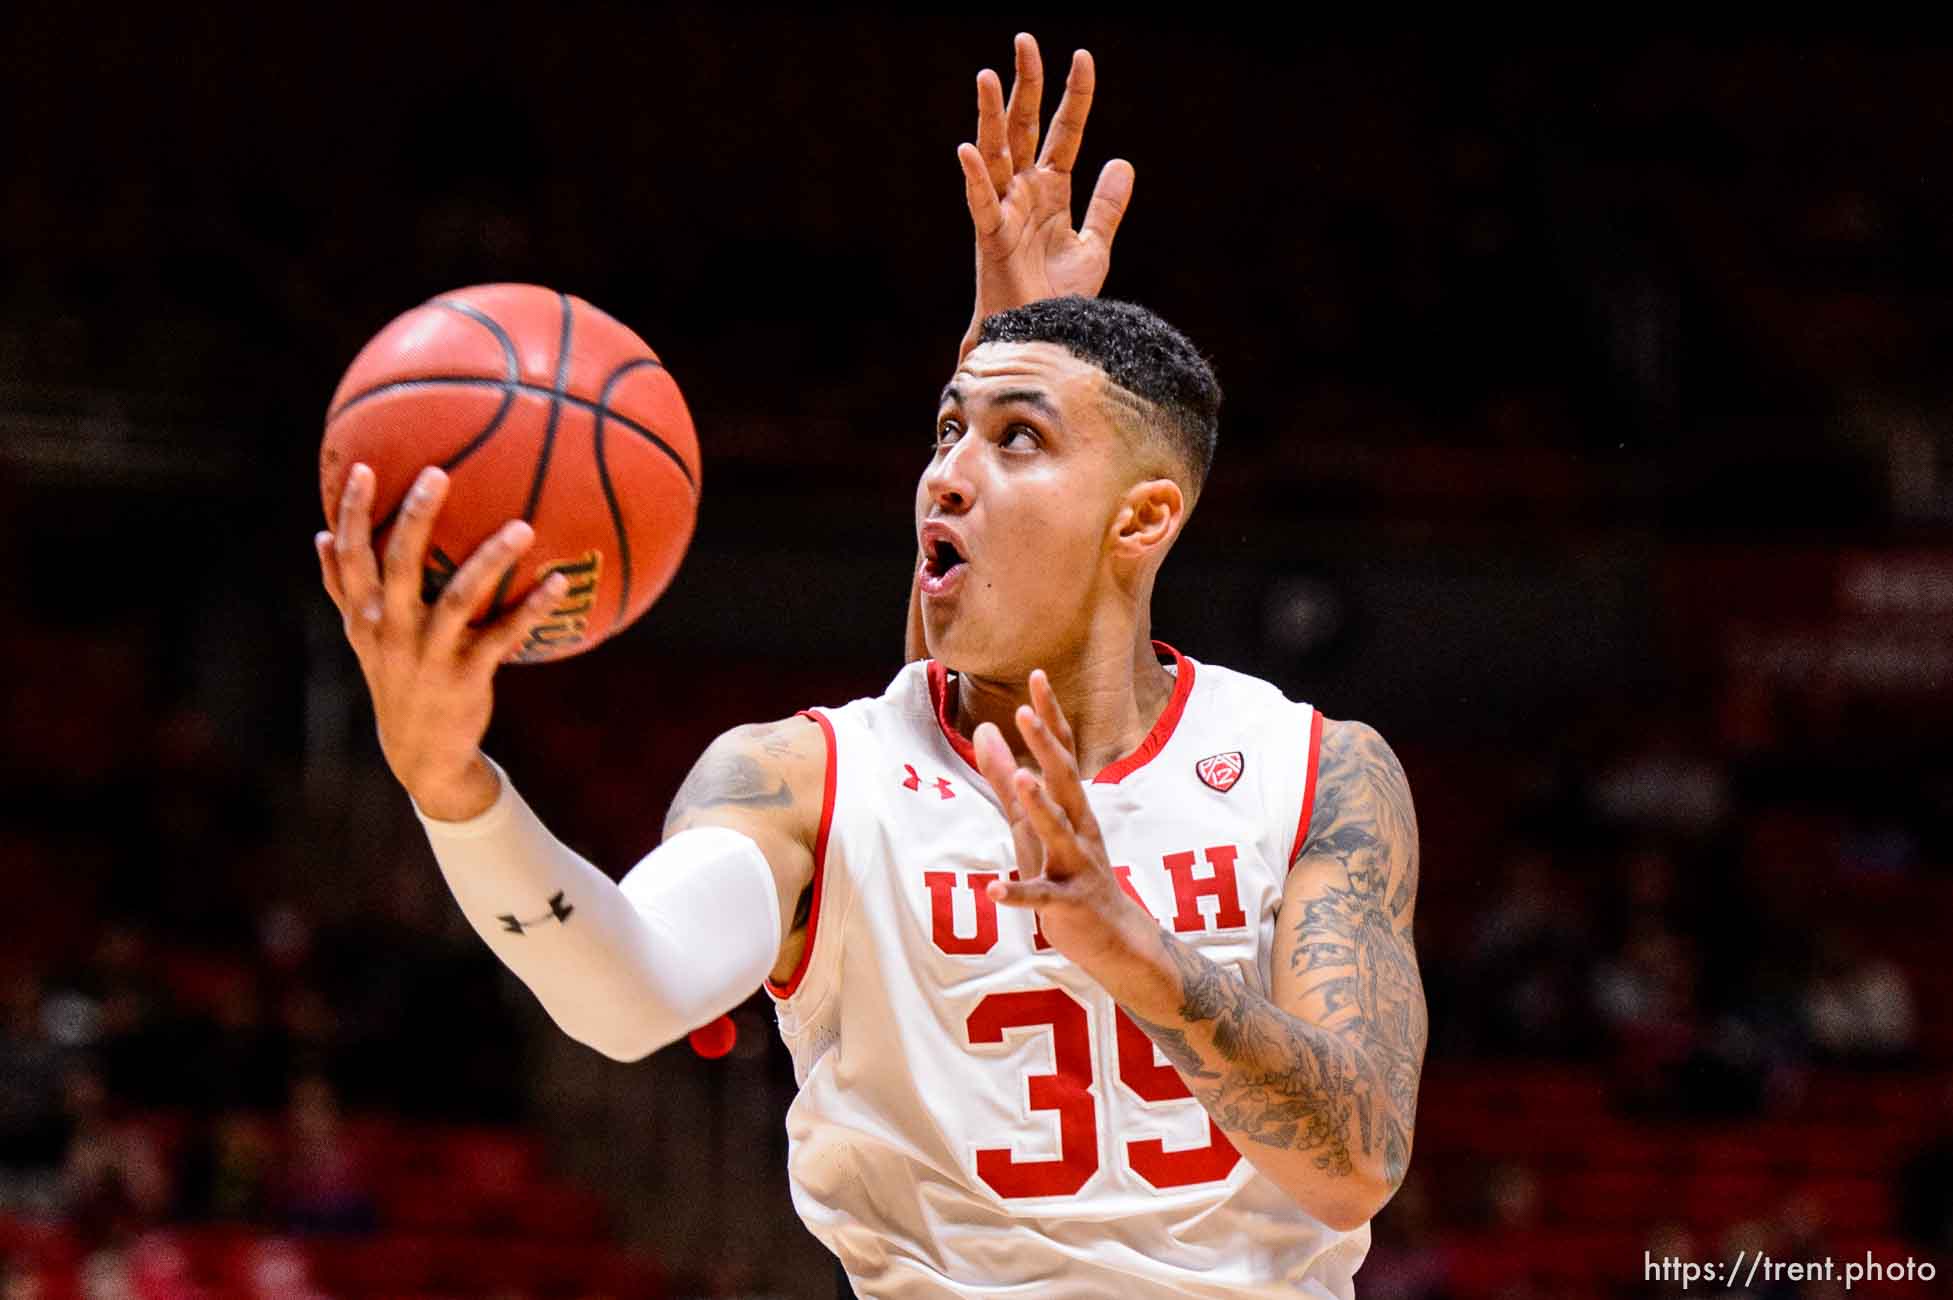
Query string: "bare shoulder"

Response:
xmin=1293 ymin=716 xmax=1419 ymax=929
xmin=660 ymin=715 xmax=828 ymax=966
xmin=662 ymin=714 xmax=828 ymax=844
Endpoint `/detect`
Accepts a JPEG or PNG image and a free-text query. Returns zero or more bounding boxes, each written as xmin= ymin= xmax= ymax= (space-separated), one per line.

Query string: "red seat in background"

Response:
xmin=424 ymin=1235 xmax=623 ymax=1293
xmin=1803 ymin=1176 xmax=1897 ymax=1234
xmin=375 ymin=1173 xmax=480 ymax=1233
xmin=375 ymin=1168 xmax=606 ymax=1239
xmin=303 ymin=1234 xmax=441 ymax=1295
xmin=1687 ymin=1127 xmax=1777 ymax=1173
xmin=437 ymin=1127 xmax=542 ymax=1191
xmin=1440 ymin=1230 xmax=1633 ymax=1300
xmin=1439 ymin=1238 xmax=1527 ymax=1297
xmin=1794 ymin=1122 xmax=1912 ymax=1174
xmin=1552 ymin=1168 xmax=1670 ymax=1225
xmin=1683 ymin=1171 xmax=1781 ymax=1228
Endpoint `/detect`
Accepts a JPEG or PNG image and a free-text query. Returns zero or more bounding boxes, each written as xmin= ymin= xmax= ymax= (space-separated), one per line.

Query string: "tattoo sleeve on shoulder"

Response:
xmin=1286 ymin=719 xmax=1427 ymax=1187
xmin=1298 ymin=720 xmax=1419 ymax=925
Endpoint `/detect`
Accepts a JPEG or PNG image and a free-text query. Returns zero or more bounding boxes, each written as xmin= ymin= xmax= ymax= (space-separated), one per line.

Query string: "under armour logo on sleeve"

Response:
xmin=498 ymin=891 xmax=575 ymax=935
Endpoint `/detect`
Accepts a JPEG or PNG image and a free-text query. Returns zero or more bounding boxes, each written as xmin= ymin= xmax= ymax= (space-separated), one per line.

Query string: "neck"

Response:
xmin=949 ymin=618 xmax=1176 ymax=777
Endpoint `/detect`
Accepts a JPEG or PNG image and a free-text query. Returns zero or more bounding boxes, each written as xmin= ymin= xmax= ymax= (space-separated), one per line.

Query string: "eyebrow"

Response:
xmin=936 ymin=385 xmax=1062 ymax=422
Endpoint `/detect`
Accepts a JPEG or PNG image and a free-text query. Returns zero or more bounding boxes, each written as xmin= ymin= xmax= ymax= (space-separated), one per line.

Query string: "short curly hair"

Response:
xmin=975 ymin=296 xmax=1221 ymax=495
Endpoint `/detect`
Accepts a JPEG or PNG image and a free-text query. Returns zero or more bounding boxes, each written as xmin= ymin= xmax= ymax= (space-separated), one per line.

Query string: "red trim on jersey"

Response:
xmin=926 ymin=642 xmax=1196 ymax=785
xmin=926 ymin=659 xmax=982 ymax=772
xmin=765 ymin=708 xmax=836 ymax=1001
xmin=1287 ymin=708 xmax=1327 ymax=871
xmin=1092 ymin=643 xmax=1194 ymax=785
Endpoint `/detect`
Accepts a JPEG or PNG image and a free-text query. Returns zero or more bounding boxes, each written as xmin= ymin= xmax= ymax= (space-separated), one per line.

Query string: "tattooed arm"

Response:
xmin=662 ymin=716 xmax=828 ymax=986
xmin=978 ymin=689 xmax=1424 ymax=1231
xmin=1122 ymin=718 xmax=1425 ymax=1228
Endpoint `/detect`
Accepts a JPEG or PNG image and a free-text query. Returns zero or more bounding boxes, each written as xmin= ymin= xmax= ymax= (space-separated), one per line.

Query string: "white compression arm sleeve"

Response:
xmin=413 ymin=755 xmax=783 ymax=1062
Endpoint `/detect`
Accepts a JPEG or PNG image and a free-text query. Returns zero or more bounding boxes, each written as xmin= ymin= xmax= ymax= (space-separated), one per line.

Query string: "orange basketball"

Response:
xmin=319 ymin=284 xmax=699 ymax=663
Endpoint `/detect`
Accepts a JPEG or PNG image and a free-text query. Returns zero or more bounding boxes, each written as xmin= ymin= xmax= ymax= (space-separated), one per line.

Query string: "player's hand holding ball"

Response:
xmin=316 ymin=463 xmax=564 ymax=820
xmin=314 ymin=285 xmax=699 ymax=821
xmin=972 ymin=671 xmax=1160 ymax=972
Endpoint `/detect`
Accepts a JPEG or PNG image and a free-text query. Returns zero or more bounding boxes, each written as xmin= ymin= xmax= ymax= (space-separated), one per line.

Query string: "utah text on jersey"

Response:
xmin=770 ymin=645 xmax=1367 ymax=1299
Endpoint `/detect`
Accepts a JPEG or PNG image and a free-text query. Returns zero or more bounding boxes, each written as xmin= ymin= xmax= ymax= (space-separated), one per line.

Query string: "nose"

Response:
xmin=922 ymin=436 xmax=976 ymax=514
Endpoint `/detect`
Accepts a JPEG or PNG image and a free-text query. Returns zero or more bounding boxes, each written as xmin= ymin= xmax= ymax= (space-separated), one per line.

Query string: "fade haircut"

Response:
xmin=975 ymin=296 xmax=1221 ymax=496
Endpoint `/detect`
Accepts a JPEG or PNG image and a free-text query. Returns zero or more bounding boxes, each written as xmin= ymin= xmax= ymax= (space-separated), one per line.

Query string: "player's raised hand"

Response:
xmin=956 ymin=33 xmax=1135 ymax=360
xmin=314 ymin=463 xmax=569 ymax=820
xmin=972 ymin=671 xmax=1156 ymax=967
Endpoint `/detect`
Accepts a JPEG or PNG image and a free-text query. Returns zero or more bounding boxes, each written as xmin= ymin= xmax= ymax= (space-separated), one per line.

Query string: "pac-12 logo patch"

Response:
xmin=1196 ymin=751 xmax=1244 ymax=793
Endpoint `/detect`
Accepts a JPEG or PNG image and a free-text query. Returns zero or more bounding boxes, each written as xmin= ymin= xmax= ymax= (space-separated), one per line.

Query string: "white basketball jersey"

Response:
xmin=768 ymin=645 xmax=1370 ymax=1299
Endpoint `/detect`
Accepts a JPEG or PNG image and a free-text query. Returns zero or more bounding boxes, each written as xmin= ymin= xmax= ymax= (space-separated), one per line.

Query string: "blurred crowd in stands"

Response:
xmin=0 ymin=636 xmax=541 ymax=1295
xmin=1361 ymin=681 xmax=1953 ymax=1299
xmin=1437 ymin=715 xmax=1941 ymax=1109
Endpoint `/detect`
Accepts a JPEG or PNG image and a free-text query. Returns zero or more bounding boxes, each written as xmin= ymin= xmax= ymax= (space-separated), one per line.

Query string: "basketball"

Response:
xmin=319 ymin=283 xmax=700 ymax=663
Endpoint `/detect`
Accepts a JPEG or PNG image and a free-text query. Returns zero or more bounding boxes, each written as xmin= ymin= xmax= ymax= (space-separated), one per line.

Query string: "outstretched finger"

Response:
xmin=425 ymin=519 xmax=535 ymax=658
xmin=1081 ymin=158 xmax=1134 ymax=250
xmin=382 ymin=467 xmax=450 ymax=635
xmin=466 ymin=570 xmax=570 ymax=674
xmin=1015 ymin=699 xmax=1100 ymax=842
xmin=1027 ymin=669 xmax=1078 ymax=753
xmin=333 ymin=464 xmax=383 ymax=630
xmin=972 ymin=721 xmax=1023 ymax=821
xmin=315 ymin=532 xmax=346 ymax=613
xmin=1011 ymin=769 xmax=1085 ymax=876
xmin=986 ymin=874 xmax=1062 ymax=910
xmin=958 ymin=143 xmax=1006 ymax=240
xmin=973 ymin=68 xmax=1011 ymax=195
xmin=975 ymin=722 xmax=1049 ymax=878
xmin=1037 ymin=48 xmax=1096 ymax=174
xmin=1004 ymin=32 xmax=1043 ymax=177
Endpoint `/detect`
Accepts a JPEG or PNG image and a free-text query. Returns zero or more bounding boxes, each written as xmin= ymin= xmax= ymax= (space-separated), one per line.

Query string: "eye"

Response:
xmin=1001 ymin=423 xmax=1040 ymax=449
xmin=933 ymin=418 xmax=962 ymax=448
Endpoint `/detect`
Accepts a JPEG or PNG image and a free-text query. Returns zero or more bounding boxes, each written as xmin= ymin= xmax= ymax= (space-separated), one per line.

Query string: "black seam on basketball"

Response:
xmin=371 ymin=387 xmax=518 ymax=537
xmin=484 ymin=293 xmax=576 ymax=623
xmin=530 ymin=292 xmax=575 ymax=522
xmin=360 ymin=301 xmax=522 ymax=536
xmin=326 ymin=375 xmax=693 ymax=491
xmin=430 ymin=299 xmax=522 ymax=385
xmin=326 ymin=297 xmax=521 ymax=426
xmin=595 ymin=357 xmax=661 ymax=629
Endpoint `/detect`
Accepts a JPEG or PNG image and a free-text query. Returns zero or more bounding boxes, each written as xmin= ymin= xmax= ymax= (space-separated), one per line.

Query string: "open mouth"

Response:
xmin=924 ymin=537 xmax=965 ymax=578
xmin=920 ymin=536 xmax=968 ymax=593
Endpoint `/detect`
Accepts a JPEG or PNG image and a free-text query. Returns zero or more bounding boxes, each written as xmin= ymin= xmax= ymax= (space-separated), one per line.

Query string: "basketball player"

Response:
xmin=314 ymin=34 xmax=1424 ymax=1298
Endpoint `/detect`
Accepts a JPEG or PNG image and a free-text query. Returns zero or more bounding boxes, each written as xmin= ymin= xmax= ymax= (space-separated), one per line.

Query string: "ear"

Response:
xmin=1108 ymin=477 xmax=1186 ymax=562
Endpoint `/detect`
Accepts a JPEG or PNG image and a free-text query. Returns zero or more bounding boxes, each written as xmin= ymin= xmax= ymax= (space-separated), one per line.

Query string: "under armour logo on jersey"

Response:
xmin=498 ymin=891 xmax=574 ymax=935
xmin=1195 ymin=751 xmax=1244 ymax=793
xmin=901 ymin=764 xmax=956 ymax=799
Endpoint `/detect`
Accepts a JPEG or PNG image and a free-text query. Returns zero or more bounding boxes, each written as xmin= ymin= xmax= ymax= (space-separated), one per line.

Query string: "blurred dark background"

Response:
xmin=1 ymin=8 xmax=1950 ymax=1299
